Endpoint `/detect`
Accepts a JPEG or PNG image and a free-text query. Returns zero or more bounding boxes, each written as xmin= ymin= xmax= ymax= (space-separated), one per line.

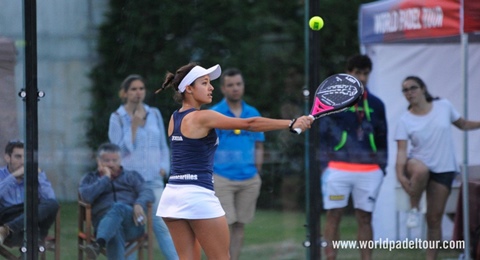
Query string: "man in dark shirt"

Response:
xmin=79 ymin=143 xmax=154 ymax=259
xmin=319 ymin=55 xmax=388 ymax=260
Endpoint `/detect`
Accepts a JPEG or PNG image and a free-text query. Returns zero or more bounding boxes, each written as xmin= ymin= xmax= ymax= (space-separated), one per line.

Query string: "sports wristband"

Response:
xmin=288 ymin=118 xmax=297 ymax=133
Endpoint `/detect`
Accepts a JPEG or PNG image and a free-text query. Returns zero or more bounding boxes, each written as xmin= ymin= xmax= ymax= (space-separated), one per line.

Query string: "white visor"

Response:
xmin=178 ymin=64 xmax=222 ymax=93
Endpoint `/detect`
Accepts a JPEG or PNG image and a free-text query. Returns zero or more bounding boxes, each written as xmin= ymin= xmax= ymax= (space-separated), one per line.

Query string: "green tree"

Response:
xmin=86 ymin=0 xmax=306 ymax=149
xmin=317 ymin=0 xmax=375 ymax=78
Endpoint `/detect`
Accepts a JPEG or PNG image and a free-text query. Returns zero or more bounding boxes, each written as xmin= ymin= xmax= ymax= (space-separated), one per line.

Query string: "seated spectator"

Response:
xmin=79 ymin=142 xmax=154 ymax=260
xmin=0 ymin=139 xmax=59 ymax=245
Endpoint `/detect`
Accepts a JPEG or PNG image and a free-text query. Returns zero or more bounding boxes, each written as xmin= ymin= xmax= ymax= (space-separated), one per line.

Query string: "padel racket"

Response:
xmin=294 ymin=73 xmax=364 ymax=134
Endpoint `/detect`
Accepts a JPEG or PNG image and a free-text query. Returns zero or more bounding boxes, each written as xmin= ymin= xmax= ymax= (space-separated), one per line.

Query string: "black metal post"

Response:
xmin=23 ymin=0 xmax=40 ymax=259
xmin=303 ymin=1 xmax=311 ymax=259
xmin=307 ymin=0 xmax=322 ymax=259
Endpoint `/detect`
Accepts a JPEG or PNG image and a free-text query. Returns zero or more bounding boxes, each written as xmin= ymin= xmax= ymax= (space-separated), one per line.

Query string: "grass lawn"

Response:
xmin=3 ymin=202 xmax=464 ymax=259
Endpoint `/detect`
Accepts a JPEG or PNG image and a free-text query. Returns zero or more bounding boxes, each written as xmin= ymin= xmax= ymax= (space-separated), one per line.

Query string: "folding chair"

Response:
xmin=77 ymin=196 xmax=153 ymax=260
xmin=0 ymin=207 xmax=61 ymax=260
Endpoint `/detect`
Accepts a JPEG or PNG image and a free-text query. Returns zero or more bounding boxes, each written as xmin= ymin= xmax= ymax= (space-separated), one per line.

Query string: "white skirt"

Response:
xmin=157 ymin=184 xmax=225 ymax=219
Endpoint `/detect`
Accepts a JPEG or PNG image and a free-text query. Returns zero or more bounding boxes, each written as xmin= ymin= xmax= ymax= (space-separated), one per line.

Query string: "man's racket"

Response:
xmin=294 ymin=73 xmax=364 ymax=134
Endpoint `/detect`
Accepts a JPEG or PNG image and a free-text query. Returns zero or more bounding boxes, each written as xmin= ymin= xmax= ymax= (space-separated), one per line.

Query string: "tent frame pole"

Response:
xmin=460 ymin=32 xmax=471 ymax=260
xmin=460 ymin=0 xmax=470 ymax=258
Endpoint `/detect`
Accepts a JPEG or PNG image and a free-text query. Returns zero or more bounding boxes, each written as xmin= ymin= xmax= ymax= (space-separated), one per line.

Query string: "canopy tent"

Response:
xmin=360 ymin=0 xmax=480 ymax=43
xmin=358 ymin=0 xmax=480 ymax=245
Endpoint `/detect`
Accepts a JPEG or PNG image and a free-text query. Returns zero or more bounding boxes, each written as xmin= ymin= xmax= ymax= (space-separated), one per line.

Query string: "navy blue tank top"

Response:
xmin=168 ymin=108 xmax=218 ymax=190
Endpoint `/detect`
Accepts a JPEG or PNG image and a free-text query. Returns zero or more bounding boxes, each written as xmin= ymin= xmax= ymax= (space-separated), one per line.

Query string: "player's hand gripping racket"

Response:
xmin=294 ymin=73 xmax=364 ymax=134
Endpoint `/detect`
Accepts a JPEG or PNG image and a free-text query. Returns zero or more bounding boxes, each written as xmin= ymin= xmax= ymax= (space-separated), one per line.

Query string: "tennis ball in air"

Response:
xmin=234 ymin=129 xmax=241 ymax=135
xmin=309 ymin=16 xmax=324 ymax=31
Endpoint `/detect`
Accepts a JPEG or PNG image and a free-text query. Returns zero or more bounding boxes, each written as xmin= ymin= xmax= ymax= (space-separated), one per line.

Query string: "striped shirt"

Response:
xmin=108 ymin=104 xmax=170 ymax=182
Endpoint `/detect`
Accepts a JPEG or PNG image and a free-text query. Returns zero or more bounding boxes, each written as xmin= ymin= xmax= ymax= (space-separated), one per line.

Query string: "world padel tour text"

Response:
xmin=330 ymin=238 xmax=465 ymax=251
xmin=374 ymin=6 xmax=444 ymax=34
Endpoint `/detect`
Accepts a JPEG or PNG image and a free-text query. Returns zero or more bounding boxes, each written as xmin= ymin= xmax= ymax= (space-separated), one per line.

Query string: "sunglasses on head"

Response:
xmin=8 ymin=139 xmax=24 ymax=145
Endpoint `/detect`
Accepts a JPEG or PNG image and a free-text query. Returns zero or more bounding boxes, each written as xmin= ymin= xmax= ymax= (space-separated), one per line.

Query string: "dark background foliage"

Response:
xmin=86 ymin=0 xmax=374 ymax=209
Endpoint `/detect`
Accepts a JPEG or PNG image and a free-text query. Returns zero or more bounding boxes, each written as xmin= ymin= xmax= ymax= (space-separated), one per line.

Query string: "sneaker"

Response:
xmin=0 ymin=225 xmax=10 ymax=245
xmin=85 ymin=241 xmax=101 ymax=259
xmin=406 ymin=208 xmax=419 ymax=228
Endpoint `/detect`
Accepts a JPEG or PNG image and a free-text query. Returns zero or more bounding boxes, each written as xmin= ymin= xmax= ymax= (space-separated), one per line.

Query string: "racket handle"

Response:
xmin=293 ymin=128 xmax=302 ymax=134
xmin=293 ymin=115 xmax=315 ymax=134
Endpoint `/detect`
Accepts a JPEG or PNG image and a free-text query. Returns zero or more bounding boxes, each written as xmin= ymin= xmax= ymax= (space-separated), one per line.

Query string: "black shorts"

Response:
xmin=429 ymin=171 xmax=456 ymax=191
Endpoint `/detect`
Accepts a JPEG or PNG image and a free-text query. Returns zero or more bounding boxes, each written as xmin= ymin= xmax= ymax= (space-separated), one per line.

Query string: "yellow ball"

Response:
xmin=234 ymin=129 xmax=241 ymax=135
xmin=309 ymin=16 xmax=324 ymax=31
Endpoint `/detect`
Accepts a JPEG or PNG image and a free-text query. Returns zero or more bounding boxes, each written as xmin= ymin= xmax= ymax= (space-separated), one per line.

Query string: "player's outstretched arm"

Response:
xmin=200 ymin=110 xmax=313 ymax=133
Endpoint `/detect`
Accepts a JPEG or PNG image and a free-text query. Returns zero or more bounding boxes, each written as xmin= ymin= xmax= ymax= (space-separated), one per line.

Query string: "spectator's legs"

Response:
xmin=323 ymin=207 xmax=345 ymax=260
xmin=4 ymin=212 xmax=25 ymax=235
xmin=229 ymin=222 xmax=245 ymax=260
xmin=405 ymin=159 xmax=429 ymax=209
xmin=355 ymin=209 xmax=373 ymax=260
xmin=96 ymin=203 xmax=144 ymax=259
xmin=146 ymin=179 xmax=178 ymax=259
xmin=230 ymin=175 xmax=261 ymax=260
xmin=105 ymin=234 xmax=126 ymax=260
xmin=0 ymin=205 xmax=23 ymax=245
xmin=37 ymin=199 xmax=59 ymax=239
xmin=214 ymin=174 xmax=261 ymax=260
xmin=2 ymin=199 xmax=58 ymax=244
xmin=425 ymin=179 xmax=450 ymax=260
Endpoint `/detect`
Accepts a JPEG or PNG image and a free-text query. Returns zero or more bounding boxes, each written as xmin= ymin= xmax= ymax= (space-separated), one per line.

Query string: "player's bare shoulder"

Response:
xmin=190 ymin=109 xmax=223 ymax=123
